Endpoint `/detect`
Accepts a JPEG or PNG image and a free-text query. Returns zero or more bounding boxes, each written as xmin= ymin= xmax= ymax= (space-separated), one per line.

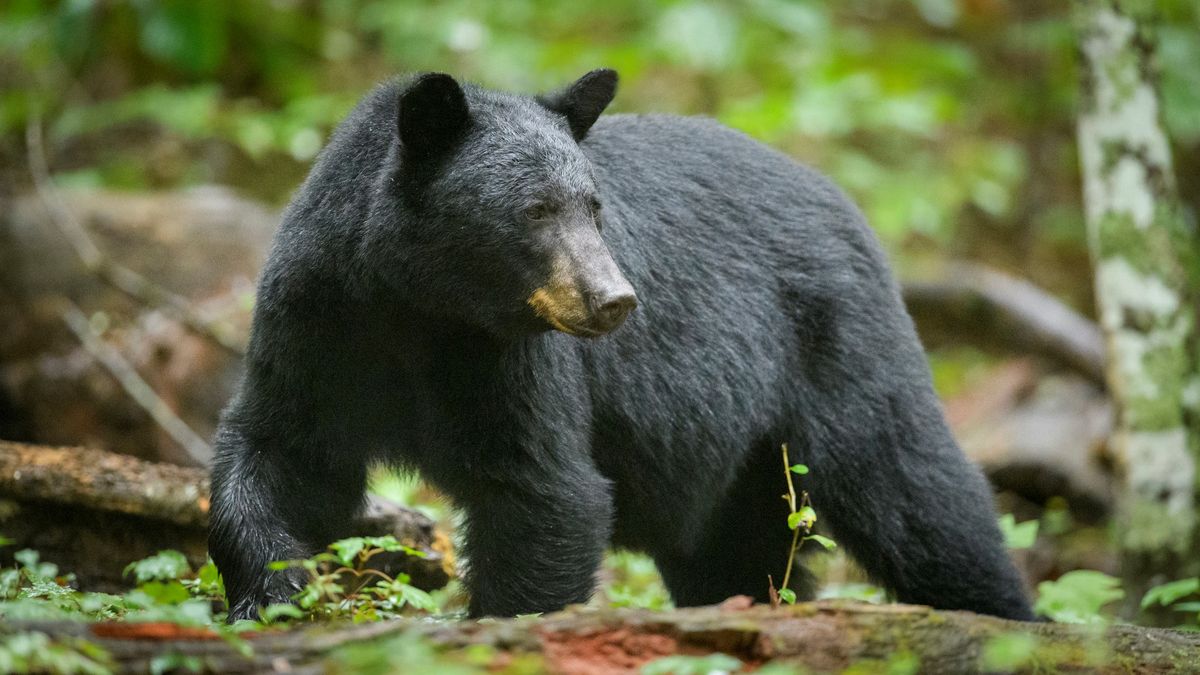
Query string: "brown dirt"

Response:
xmin=91 ymin=622 xmax=221 ymax=641
xmin=539 ymin=626 xmax=681 ymax=675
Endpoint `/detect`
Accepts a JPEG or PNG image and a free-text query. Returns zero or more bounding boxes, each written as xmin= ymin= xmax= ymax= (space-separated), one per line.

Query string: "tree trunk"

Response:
xmin=10 ymin=601 xmax=1200 ymax=674
xmin=1074 ymin=0 xmax=1200 ymax=617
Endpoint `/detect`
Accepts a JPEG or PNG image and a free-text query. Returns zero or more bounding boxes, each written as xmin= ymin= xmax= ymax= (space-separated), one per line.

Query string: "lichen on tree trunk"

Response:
xmin=1074 ymin=0 xmax=1200 ymax=610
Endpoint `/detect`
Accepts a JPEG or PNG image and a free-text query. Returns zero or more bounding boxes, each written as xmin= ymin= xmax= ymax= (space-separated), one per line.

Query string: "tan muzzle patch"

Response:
xmin=527 ymin=283 xmax=589 ymax=335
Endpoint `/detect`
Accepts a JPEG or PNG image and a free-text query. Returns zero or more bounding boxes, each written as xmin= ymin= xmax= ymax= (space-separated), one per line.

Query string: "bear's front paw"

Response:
xmin=226 ymin=567 xmax=308 ymax=623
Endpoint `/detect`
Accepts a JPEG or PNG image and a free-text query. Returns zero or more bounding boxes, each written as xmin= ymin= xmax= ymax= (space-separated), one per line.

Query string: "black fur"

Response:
xmin=208 ymin=71 xmax=1035 ymax=622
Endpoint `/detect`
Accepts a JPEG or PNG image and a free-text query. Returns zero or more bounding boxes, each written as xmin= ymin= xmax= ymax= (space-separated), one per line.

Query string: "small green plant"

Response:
xmin=979 ymin=632 xmax=1038 ymax=671
xmin=817 ymin=582 xmax=888 ymax=604
xmin=997 ymin=513 xmax=1039 ymax=550
xmin=774 ymin=444 xmax=836 ymax=605
xmin=116 ymin=550 xmax=220 ymax=626
xmin=1034 ymin=570 xmax=1124 ymax=624
xmin=0 ymin=536 xmax=444 ymax=632
xmin=0 ymin=631 xmax=114 ymax=675
xmin=641 ymin=652 xmax=743 ymax=675
xmin=327 ymin=632 xmax=511 ymax=675
xmin=368 ymin=469 xmax=447 ymax=521
xmin=0 ymin=548 xmax=124 ymax=622
xmin=1140 ymin=577 xmax=1200 ymax=627
xmin=268 ymin=535 xmax=437 ymax=623
xmin=602 ymin=550 xmax=673 ymax=610
xmin=0 ymin=546 xmax=238 ymax=672
xmin=841 ymin=650 xmax=919 ymax=675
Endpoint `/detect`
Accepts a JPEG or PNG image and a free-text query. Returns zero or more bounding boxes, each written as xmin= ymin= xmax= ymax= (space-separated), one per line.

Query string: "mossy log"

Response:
xmin=9 ymin=600 xmax=1200 ymax=674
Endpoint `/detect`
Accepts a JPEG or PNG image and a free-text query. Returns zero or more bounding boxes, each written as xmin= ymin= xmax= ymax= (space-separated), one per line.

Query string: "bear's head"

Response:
xmin=375 ymin=69 xmax=637 ymax=340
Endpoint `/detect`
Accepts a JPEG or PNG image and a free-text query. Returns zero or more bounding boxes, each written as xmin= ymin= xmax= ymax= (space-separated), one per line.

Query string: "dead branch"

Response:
xmin=902 ymin=263 xmax=1105 ymax=385
xmin=0 ymin=441 xmax=210 ymax=527
xmin=59 ymin=300 xmax=213 ymax=466
xmin=24 ymin=114 xmax=245 ymax=356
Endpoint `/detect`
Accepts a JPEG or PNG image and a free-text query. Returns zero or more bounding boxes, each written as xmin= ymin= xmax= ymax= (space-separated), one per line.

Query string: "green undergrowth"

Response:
xmin=1 ymin=508 xmax=1197 ymax=674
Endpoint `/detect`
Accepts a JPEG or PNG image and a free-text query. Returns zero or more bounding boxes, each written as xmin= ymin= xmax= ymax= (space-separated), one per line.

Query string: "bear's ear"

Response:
xmin=397 ymin=73 xmax=470 ymax=161
xmin=537 ymin=69 xmax=618 ymax=142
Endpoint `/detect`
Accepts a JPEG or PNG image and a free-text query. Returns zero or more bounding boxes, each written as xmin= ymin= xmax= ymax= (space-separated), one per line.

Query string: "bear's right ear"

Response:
xmin=397 ymin=73 xmax=470 ymax=162
xmin=537 ymin=69 xmax=618 ymax=141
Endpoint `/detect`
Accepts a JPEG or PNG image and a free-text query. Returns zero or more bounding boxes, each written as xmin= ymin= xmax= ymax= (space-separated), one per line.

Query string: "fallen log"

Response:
xmin=8 ymin=601 xmax=1199 ymax=674
xmin=0 ymin=441 xmax=451 ymax=593
xmin=903 ymin=263 xmax=1106 ymax=386
xmin=945 ymin=362 xmax=1115 ymax=522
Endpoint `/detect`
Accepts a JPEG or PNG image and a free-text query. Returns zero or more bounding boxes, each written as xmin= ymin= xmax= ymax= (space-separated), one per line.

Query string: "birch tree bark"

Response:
xmin=1074 ymin=0 xmax=1200 ymax=612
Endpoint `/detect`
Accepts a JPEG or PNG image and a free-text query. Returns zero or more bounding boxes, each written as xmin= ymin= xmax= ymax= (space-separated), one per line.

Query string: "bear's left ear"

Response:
xmin=397 ymin=73 xmax=470 ymax=162
xmin=537 ymin=69 xmax=618 ymax=142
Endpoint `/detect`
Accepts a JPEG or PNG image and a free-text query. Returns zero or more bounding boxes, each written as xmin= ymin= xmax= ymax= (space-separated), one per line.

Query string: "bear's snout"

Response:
xmin=527 ymin=278 xmax=637 ymax=338
xmin=589 ymin=288 xmax=637 ymax=333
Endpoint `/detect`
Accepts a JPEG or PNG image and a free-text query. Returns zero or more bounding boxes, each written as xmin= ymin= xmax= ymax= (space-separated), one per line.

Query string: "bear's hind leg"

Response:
xmin=800 ymin=388 xmax=1035 ymax=621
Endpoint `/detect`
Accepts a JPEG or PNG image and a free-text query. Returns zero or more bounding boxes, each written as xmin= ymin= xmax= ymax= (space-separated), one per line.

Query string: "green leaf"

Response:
xmin=150 ymin=652 xmax=203 ymax=675
xmin=980 ymin=633 xmax=1037 ymax=671
xmin=261 ymin=603 xmax=304 ymax=623
xmin=817 ymin=582 xmax=888 ymax=604
xmin=329 ymin=538 xmax=366 ymax=567
xmin=798 ymin=506 xmax=816 ymax=525
xmin=789 ymin=464 xmax=809 ymax=475
xmin=138 ymin=580 xmax=190 ymax=605
xmin=998 ymin=514 xmax=1038 ymax=550
xmin=641 ymin=653 xmax=743 ymax=675
xmin=787 ymin=506 xmax=816 ymax=531
xmin=123 ymin=551 xmax=190 ymax=584
xmin=13 ymin=549 xmax=39 ymax=569
xmin=266 ymin=560 xmax=295 ymax=571
xmin=655 ymin=2 xmax=740 ymax=72
xmin=0 ymin=569 xmax=21 ymax=598
xmin=806 ymin=534 xmax=837 ymax=550
xmin=134 ymin=2 xmax=228 ymax=75
xmin=399 ymin=584 xmax=437 ymax=612
xmin=197 ymin=561 xmax=219 ymax=585
xmin=360 ymin=535 xmax=399 ymax=551
xmin=1141 ymin=578 xmax=1200 ymax=609
xmin=1035 ymin=570 xmax=1124 ymax=624
xmin=778 ymin=588 xmax=796 ymax=604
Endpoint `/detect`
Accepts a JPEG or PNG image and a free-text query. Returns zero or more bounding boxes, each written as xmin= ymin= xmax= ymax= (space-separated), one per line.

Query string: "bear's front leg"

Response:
xmin=209 ymin=415 xmax=369 ymax=622
xmin=451 ymin=463 xmax=613 ymax=617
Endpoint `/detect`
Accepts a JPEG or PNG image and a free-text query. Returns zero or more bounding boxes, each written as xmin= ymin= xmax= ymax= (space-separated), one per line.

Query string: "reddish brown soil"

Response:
xmin=539 ymin=626 xmax=680 ymax=675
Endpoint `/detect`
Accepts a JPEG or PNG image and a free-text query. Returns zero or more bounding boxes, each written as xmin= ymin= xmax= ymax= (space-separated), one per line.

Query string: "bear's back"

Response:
xmin=582 ymin=114 xmax=885 ymax=282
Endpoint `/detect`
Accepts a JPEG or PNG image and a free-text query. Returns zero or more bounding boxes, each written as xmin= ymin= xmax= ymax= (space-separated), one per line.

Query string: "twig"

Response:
xmin=60 ymin=300 xmax=213 ymax=466
xmin=25 ymin=112 xmax=245 ymax=356
xmin=780 ymin=443 xmax=802 ymax=595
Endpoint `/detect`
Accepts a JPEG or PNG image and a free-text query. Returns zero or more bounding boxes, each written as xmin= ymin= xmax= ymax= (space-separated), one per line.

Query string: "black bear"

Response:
xmin=209 ymin=69 xmax=1034 ymax=622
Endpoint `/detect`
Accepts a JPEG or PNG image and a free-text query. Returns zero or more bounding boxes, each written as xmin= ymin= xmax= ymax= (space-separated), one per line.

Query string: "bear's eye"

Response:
xmin=523 ymin=202 xmax=557 ymax=222
xmin=589 ymin=198 xmax=604 ymax=232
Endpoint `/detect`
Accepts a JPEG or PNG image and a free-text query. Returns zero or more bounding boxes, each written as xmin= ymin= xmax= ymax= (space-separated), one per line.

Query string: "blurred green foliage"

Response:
xmin=2 ymin=0 xmax=1198 ymax=300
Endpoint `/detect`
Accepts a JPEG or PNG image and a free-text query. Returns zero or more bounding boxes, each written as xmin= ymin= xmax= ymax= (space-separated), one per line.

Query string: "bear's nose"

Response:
xmin=591 ymin=292 xmax=638 ymax=332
